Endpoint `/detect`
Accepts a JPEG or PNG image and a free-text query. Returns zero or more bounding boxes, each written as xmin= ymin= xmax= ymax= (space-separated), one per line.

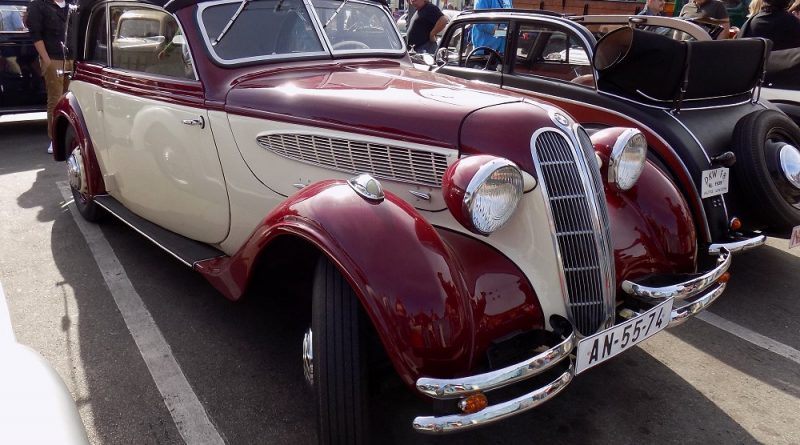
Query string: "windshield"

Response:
xmin=198 ymin=0 xmax=403 ymax=65
xmin=311 ymin=0 xmax=403 ymax=52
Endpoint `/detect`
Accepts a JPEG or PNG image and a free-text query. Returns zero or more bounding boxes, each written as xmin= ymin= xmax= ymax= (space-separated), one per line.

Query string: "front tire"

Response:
xmin=312 ymin=257 xmax=369 ymax=445
xmin=64 ymin=126 xmax=101 ymax=222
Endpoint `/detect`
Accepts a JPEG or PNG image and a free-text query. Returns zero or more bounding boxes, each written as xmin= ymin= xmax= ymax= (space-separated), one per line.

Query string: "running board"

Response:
xmin=93 ymin=195 xmax=225 ymax=268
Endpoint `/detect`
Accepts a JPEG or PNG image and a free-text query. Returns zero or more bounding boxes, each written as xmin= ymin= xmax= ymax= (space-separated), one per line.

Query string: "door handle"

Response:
xmin=182 ymin=116 xmax=205 ymax=129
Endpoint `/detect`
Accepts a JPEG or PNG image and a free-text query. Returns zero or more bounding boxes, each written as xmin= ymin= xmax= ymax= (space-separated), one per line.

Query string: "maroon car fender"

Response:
xmin=52 ymin=92 xmax=107 ymax=196
xmin=592 ymin=128 xmax=698 ymax=286
xmin=195 ymin=180 xmax=544 ymax=385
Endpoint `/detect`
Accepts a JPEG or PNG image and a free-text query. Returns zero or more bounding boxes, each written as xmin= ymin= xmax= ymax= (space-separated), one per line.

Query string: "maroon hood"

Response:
xmin=224 ymin=62 xmax=523 ymax=149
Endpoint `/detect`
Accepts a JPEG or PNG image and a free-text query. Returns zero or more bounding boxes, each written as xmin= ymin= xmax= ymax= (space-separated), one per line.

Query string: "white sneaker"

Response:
xmin=47 ymin=142 xmax=53 ymax=154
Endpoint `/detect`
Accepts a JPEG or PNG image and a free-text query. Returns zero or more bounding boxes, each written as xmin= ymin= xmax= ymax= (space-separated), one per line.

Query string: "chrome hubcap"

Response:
xmin=66 ymin=148 xmax=83 ymax=192
xmin=779 ymin=144 xmax=800 ymax=191
xmin=302 ymin=327 xmax=314 ymax=387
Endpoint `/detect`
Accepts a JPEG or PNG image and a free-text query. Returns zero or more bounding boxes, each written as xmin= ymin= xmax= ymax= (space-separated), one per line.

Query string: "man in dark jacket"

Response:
xmin=27 ymin=0 xmax=73 ymax=154
xmin=406 ymin=0 xmax=448 ymax=53
xmin=739 ymin=0 xmax=800 ymax=51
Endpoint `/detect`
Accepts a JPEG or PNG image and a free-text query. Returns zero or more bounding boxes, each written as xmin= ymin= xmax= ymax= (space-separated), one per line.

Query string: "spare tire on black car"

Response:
xmin=732 ymin=109 xmax=800 ymax=233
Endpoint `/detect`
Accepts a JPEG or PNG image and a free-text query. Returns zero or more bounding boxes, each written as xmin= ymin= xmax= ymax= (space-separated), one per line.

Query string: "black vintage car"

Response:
xmin=428 ymin=11 xmax=800 ymax=249
xmin=0 ymin=0 xmax=46 ymax=115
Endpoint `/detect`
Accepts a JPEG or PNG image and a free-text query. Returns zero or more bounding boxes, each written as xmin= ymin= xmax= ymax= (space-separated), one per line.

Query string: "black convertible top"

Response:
xmin=593 ymin=27 xmax=769 ymax=109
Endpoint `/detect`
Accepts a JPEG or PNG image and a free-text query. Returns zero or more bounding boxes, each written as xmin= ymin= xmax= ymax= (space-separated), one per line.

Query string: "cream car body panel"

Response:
xmin=102 ymin=88 xmax=229 ymax=243
xmin=226 ymin=115 xmax=456 ymax=213
xmin=210 ymin=110 xmax=284 ymax=254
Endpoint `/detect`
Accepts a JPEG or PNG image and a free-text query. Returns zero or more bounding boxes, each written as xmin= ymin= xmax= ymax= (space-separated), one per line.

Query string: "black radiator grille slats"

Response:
xmin=534 ymin=130 xmax=611 ymax=335
xmin=256 ymin=134 xmax=449 ymax=187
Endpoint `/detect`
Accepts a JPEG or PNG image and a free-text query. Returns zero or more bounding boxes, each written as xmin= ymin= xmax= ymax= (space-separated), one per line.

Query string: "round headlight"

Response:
xmin=608 ymin=128 xmax=647 ymax=191
xmin=464 ymin=159 xmax=524 ymax=235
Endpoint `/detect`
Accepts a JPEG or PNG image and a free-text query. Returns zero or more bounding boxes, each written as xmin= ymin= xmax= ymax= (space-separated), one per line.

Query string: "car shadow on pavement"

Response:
xmin=668 ymin=245 xmax=800 ymax=400
xmin=376 ymin=347 xmax=762 ymax=445
xmin=0 ymin=120 xmax=50 ymax=176
xmin=11 ymin=120 xmax=64 ymax=223
xmin=49 ymin=206 xmax=186 ymax=443
xmin=51 ymin=211 xmax=318 ymax=444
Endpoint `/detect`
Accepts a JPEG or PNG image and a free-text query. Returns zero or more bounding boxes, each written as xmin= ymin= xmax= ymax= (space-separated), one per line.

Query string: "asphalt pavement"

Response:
xmin=1 ymin=116 xmax=798 ymax=445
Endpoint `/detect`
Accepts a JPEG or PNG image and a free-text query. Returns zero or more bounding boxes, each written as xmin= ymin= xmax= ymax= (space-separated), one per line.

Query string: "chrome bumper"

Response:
xmin=413 ymin=249 xmax=733 ymax=434
xmin=413 ymin=329 xmax=575 ymax=433
xmin=621 ymin=248 xmax=731 ymax=327
xmin=708 ymin=234 xmax=766 ymax=254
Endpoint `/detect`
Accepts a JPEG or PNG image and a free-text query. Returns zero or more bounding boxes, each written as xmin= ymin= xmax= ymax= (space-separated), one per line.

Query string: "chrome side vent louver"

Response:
xmin=531 ymin=129 xmax=615 ymax=336
xmin=256 ymin=134 xmax=449 ymax=187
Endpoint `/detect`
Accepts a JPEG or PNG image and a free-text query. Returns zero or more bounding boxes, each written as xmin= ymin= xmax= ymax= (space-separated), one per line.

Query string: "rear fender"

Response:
xmin=196 ymin=180 xmax=522 ymax=385
xmin=591 ymin=128 xmax=698 ymax=286
xmin=52 ymin=93 xmax=106 ymax=196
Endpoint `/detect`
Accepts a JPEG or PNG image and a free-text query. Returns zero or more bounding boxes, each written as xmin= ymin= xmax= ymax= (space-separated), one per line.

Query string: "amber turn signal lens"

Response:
xmin=458 ymin=393 xmax=489 ymax=414
xmin=729 ymin=217 xmax=742 ymax=231
xmin=717 ymin=272 xmax=731 ymax=284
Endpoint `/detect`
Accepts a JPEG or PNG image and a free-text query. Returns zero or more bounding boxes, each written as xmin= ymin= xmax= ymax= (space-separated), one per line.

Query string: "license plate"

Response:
xmin=790 ymin=225 xmax=800 ymax=250
xmin=701 ymin=167 xmax=729 ymax=198
xmin=575 ymin=298 xmax=673 ymax=375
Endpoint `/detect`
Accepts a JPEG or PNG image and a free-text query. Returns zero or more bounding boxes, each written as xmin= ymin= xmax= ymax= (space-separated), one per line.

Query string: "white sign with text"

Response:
xmin=701 ymin=167 xmax=730 ymax=198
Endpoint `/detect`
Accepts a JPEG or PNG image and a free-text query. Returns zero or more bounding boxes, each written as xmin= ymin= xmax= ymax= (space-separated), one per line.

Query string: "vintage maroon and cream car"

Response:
xmin=54 ymin=0 xmax=730 ymax=441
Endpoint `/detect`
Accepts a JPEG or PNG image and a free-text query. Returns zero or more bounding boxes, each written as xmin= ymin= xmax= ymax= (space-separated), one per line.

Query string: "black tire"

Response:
xmin=732 ymin=109 xmax=800 ymax=231
xmin=64 ymin=126 xmax=101 ymax=222
xmin=312 ymin=257 xmax=369 ymax=445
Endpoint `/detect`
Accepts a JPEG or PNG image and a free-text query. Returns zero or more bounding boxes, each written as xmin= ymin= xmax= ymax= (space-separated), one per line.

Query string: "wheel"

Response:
xmin=332 ymin=40 xmax=370 ymax=50
xmin=64 ymin=126 xmax=101 ymax=222
xmin=732 ymin=109 xmax=800 ymax=231
xmin=308 ymin=256 xmax=369 ymax=445
xmin=464 ymin=46 xmax=503 ymax=70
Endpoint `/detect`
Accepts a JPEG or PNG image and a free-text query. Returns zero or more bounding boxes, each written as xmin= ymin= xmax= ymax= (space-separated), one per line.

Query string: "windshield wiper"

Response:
xmin=213 ymin=0 xmax=252 ymax=46
xmin=323 ymin=0 xmax=349 ymax=29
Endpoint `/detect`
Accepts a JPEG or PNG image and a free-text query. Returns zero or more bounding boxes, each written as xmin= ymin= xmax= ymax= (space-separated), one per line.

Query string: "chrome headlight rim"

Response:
xmin=463 ymin=158 xmax=524 ymax=235
xmin=608 ymin=128 xmax=648 ymax=191
xmin=779 ymin=144 xmax=800 ymax=191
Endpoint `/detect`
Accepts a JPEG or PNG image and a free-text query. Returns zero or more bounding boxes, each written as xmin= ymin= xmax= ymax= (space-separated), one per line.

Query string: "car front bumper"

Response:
xmin=412 ymin=248 xmax=731 ymax=434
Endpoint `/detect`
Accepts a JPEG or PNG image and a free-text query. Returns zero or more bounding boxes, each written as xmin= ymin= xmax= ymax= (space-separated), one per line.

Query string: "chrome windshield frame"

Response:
xmin=195 ymin=0 xmax=404 ymax=66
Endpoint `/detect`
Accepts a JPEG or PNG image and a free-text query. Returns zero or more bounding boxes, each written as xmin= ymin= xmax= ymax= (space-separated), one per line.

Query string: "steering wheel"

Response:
xmin=464 ymin=46 xmax=503 ymax=70
xmin=332 ymin=40 xmax=370 ymax=50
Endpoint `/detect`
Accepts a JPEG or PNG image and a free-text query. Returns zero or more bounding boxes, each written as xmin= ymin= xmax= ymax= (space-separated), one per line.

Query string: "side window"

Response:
xmin=86 ymin=6 xmax=108 ymax=64
xmin=109 ymin=6 xmax=194 ymax=79
xmin=514 ymin=24 xmax=593 ymax=87
xmin=440 ymin=21 xmax=508 ymax=68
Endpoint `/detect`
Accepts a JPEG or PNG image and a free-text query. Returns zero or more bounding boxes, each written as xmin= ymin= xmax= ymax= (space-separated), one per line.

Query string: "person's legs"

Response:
xmin=43 ymin=60 xmax=61 ymax=144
